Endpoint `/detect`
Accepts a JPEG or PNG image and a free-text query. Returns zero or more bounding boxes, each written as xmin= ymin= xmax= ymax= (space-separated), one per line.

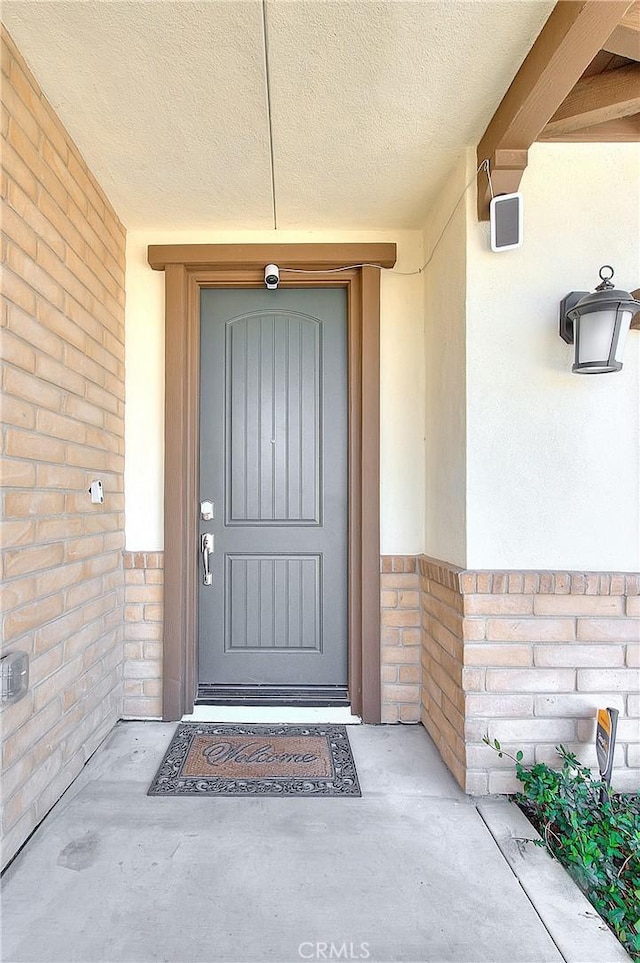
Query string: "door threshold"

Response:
xmin=196 ymin=684 xmax=349 ymax=707
xmin=182 ymin=705 xmax=362 ymax=725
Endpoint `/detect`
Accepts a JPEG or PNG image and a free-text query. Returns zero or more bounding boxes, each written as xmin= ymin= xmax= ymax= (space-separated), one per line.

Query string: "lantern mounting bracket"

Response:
xmin=559 ymin=291 xmax=588 ymax=344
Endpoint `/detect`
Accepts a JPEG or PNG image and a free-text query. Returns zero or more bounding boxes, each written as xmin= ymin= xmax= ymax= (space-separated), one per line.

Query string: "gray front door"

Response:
xmin=198 ymin=288 xmax=348 ymax=693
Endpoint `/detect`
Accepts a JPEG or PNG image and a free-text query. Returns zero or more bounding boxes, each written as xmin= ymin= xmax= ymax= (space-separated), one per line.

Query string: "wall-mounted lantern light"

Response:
xmin=559 ymin=266 xmax=640 ymax=374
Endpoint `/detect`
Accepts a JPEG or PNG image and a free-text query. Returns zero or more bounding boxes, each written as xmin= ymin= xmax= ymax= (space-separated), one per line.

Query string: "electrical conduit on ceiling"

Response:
xmin=261 ymin=0 xmax=278 ymax=230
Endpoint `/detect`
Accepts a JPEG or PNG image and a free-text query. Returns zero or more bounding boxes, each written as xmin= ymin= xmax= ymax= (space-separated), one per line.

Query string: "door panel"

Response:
xmin=226 ymin=310 xmax=321 ymax=524
xmin=198 ymin=288 xmax=348 ymax=688
xmin=226 ymin=554 xmax=321 ymax=651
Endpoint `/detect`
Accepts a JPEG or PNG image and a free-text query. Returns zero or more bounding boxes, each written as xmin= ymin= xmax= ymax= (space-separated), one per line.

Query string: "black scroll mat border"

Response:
xmin=147 ymin=722 xmax=361 ymax=797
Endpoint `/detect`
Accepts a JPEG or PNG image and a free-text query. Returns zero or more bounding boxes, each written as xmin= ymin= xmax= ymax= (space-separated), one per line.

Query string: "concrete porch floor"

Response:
xmin=1 ymin=722 xmax=564 ymax=963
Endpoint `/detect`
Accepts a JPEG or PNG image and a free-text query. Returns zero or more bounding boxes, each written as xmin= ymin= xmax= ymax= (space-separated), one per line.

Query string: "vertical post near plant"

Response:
xmin=595 ymin=707 xmax=619 ymax=803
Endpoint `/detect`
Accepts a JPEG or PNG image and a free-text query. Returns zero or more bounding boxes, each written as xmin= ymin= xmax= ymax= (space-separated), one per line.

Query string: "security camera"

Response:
xmin=265 ymin=264 xmax=279 ymax=290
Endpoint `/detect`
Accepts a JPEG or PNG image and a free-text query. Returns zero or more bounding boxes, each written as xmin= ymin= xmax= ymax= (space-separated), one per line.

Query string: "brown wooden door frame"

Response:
xmin=147 ymin=243 xmax=397 ymax=723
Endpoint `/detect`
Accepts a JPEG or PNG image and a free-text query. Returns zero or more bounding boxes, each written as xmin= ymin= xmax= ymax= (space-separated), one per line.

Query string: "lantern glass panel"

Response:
xmin=613 ymin=308 xmax=632 ymax=365
xmin=576 ymin=309 xmax=616 ymax=366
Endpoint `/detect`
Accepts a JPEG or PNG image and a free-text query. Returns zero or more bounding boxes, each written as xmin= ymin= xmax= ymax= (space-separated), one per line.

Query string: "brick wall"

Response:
xmin=418 ymin=557 xmax=639 ymax=794
xmin=418 ymin=557 xmax=466 ymax=787
xmin=380 ymin=557 xmax=421 ymax=723
xmin=1 ymin=27 xmax=126 ymax=868
xmin=123 ymin=552 xmax=163 ymax=718
xmin=461 ymin=570 xmax=640 ymax=794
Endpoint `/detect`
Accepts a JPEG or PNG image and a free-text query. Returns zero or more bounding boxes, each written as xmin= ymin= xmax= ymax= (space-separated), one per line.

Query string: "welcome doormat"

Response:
xmin=148 ymin=723 xmax=361 ymax=796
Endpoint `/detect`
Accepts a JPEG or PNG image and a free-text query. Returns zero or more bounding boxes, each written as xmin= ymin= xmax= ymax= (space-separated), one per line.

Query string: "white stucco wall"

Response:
xmin=126 ymin=146 xmax=639 ymax=572
xmin=465 ymin=143 xmax=640 ymax=571
xmin=125 ymin=229 xmax=425 ymax=555
xmin=423 ymin=155 xmax=468 ymax=568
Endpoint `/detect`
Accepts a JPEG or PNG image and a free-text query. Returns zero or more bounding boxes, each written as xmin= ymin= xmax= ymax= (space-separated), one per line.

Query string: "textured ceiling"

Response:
xmin=1 ymin=0 xmax=554 ymax=230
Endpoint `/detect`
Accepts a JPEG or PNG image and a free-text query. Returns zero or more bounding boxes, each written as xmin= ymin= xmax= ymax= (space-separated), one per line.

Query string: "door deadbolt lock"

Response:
xmin=200 ymin=500 xmax=215 ymax=521
xmin=200 ymin=532 xmax=214 ymax=586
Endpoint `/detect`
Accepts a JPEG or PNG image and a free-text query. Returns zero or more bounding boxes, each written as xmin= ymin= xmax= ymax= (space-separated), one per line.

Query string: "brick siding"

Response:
xmin=123 ymin=552 xmax=163 ymax=718
xmin=380 ymin=557 xmax=421 ymax=723
xmin=418 ymin=557 xmax=467 ymax=788
xmin=418 ymin=558 xmax=639 ymax=794
xmin=460 ymin=569 xmax=640 ymax=794
xmin=0 ymin=26 xmax=126 ymax=868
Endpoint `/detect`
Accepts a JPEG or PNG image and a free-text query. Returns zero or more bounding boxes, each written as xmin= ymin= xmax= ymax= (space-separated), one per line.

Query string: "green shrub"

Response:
xmin=483 ymin=738 xmax=640 ymax=960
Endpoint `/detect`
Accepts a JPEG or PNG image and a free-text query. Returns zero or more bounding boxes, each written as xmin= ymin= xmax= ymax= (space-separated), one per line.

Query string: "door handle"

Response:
xmin=200 ymin=532 xmax=214 ymax=586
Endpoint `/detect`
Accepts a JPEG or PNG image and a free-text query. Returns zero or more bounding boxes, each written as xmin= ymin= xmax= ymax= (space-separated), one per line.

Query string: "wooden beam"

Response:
xmin=477 ymin=1 xmax=634 ymax=219
xmin=582 ymin=50 xmax=627 ymax=78
xmin=603 ymin=2 xmax=640 ymax=59
xmin=148 ymin=243 xmax=397 ymax=271
xmin=632 ymin=288 xmax=640 ymax=329
xmin=541 ymin=64 xmax=640 ymax=136
xmin=538 ymin=112 xmax=640 ymax=140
